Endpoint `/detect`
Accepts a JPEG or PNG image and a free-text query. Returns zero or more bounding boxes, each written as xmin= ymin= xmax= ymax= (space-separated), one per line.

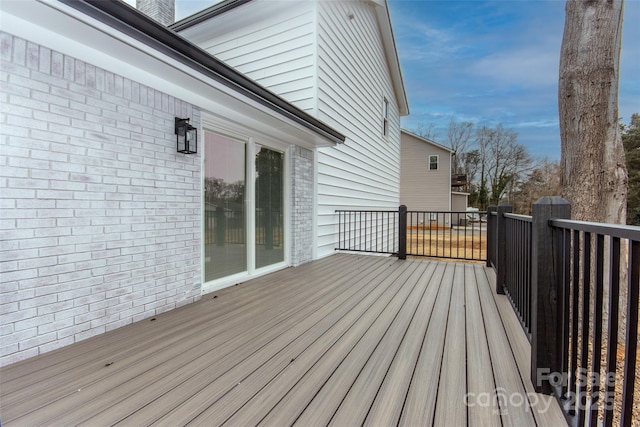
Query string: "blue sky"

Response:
xmin=174 ymin=0 xmax=640 ymax=159
xmin=386 ymin=0 xmax=640 ymax=159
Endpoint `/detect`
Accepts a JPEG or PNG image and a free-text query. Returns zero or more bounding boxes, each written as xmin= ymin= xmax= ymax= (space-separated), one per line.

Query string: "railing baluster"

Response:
xmin=621 ymin=240 xmax=640 ymax=427
xmin=589 ymin=233 xmax=605 ymax=426
xmin=603 ymin=236 xmax=620 ymax=425
xmin=577 ymin=231 xmax=592 ymax=427
xmin=560 ymin=228 xmax=571 ymax=400
xmin=569 ymin=229 xmax=580 ymax=415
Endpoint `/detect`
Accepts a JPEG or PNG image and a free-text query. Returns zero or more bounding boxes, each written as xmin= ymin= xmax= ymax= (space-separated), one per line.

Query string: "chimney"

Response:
xmin=136 ymin=0 xmax=175 ymax=26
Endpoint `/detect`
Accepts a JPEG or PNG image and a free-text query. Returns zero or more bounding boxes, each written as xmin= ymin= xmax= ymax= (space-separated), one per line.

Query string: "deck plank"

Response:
xmin=399 ymin=262 xmax=455 ymax=426
xmin=298 ymin=262 xmax=436 ymax=426
xmin=0 ymin=255 xmax=565 ymax=427
xmin=205 ymin=261 xmax=425 ymax=426
xmin=484 ymin=267 xmax=567 ymax=426
xmin=66 ymin=256 xmax=394 ymax=426
xmin=1 ymin=254 xmax=348 ymax=390
xmin=433 ymin=263 xmax=468 ymax=426
xmin=360 ymin=262 xmax=444 ymax=426
xmin=464 ymin=263 xmax=502 ymax=427
xmin=473 ymin=265 xmax=537 ymax=426
xmin=5 ymin=255 xmax=381 ymax=425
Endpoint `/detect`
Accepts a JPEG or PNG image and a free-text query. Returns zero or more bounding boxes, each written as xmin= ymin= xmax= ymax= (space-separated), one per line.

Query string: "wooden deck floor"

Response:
xmin=0 ymin=254 xmax=566 ymax=426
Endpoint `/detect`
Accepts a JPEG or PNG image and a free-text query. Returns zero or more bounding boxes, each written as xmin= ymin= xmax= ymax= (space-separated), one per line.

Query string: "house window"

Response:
xmin=382 ymin=97 xmax=389 ymax=137
xmin=429 ymin=155 xmax=439 ymax=170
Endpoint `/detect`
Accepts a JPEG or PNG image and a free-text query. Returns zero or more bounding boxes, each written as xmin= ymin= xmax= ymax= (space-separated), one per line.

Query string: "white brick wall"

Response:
xmin=0 ymin=32 xmax=202 ymax=366
xmin=291 ymin=146 xmax=314 ymax=266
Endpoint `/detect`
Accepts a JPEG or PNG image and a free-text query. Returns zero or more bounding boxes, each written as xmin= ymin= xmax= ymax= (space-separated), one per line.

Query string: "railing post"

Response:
xmin=398 ymin=205 xmax=407 ymax=260
xmin=495 ymin=204 xmax=512 ymax=295
xmin=530 ymin=196 xmax=571 ymax=394
xmin=486 ymin=205 xmax=497 ymax=268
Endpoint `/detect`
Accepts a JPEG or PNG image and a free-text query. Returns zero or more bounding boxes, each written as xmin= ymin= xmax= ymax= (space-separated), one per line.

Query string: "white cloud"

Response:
xmin=468 ymin=42 xmax=560 ymax=88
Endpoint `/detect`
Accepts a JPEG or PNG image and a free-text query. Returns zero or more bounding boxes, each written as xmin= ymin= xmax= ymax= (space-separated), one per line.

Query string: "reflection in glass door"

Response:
xmin=203 ymin=131 xmax=246 ymax=282
xmin=255 ymin=145 xmax=284 ymax=269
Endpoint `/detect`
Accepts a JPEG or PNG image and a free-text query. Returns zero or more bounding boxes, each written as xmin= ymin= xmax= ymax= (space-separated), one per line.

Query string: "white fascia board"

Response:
xmin=401 ymin=129 xmax=454 ymax=153
xmin=0 ymin=0 xmax=333 ymax=149
xmin=370 ymin=0 xmax=409 ymax=116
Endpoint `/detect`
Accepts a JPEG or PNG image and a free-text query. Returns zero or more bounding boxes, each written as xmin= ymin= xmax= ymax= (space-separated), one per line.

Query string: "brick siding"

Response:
xmin=291 ymin=146 xmax=314 ymax=266
xmin=0 ymin=32 xmax=202 ymax=366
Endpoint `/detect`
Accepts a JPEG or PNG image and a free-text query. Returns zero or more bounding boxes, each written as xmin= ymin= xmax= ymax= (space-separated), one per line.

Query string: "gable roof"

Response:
xmin=401 ymin=129 xmax=454 ymax=153
xmin=58 ymin=0 xmax=345 ymax=145
xmin=172 ymin=0 xmax=409 ymax=116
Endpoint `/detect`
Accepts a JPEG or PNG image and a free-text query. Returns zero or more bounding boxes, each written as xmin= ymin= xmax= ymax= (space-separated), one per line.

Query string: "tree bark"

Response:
xmin=559 ymin=0 xmax=627 ymax=223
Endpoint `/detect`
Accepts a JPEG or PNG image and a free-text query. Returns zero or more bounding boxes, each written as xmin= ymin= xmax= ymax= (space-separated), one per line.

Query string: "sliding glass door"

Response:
xmin=255 ymin=145 xmax=284 ymax=269
xmin=203 ymin=132 xmax=246 ymax=282
xmin=203 ymin=131 xmax=286 ymax=285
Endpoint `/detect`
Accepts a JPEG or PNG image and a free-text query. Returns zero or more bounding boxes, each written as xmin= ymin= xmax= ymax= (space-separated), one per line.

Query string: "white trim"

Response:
xmin=311 ymin=0 xmax=320 ymax=118
xmin=312 ymin=148 xmax=319 ymax=260
xmin=246 ymin=137 xmax=256 ymax=276
xmin=401 ymin=129 xmax=454 ymax=153
xmin=429 ymin=154 xmax=439 ymax=171
xmin=200 ymin=117 xmax=291 ymax=295
xmin=201 ymin=260 xmax=287 ymax=295
xmin=283 ymin=147 xmax=292 ymax=267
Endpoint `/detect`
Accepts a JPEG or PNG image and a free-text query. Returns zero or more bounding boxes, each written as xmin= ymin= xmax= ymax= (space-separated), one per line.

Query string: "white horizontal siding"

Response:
xmin=191 ymin=0 xmax=317 ymax=112
xmin=178 ymin=0 xmax=403 ymax=259
xmin=400 ymin=132 xmax=451 ymax=212
xmin=316 ymin=0 xmax=401 ymax=257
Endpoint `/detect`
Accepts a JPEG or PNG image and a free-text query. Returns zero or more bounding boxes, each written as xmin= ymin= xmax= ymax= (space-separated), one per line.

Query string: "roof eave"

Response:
xmin=372 ymin=0 xmax=409 ymax=116
xmin=401 ymin=129 xmax=453 ymax=153
xmin=60 ymin=0 xmax=345 ymax=145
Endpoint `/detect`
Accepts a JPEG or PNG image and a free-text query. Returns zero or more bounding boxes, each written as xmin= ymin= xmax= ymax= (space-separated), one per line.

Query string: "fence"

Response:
xmin=487 ymin=197 xmax=640 ymax=427
xmin=335 ymin=206 xmax=486 ymax=262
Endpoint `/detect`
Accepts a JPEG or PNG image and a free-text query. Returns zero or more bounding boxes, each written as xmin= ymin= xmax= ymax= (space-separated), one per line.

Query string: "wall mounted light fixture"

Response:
xmin=175 ymin=117 xmax=197 ymax=154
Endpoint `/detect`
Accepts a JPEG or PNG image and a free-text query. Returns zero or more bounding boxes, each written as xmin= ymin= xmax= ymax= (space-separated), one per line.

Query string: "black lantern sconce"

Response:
xmin=175 ymin=117 xmax=197 ymax=154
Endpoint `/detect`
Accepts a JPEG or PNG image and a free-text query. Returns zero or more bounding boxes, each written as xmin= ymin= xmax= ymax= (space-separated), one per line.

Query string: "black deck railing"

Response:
xmin=406 ymin=210 xmax=486 ymax=261
xmin=335 ymin=210 xmax=399 ymax=255
xmin=504 ymin=213 xmax=533 ymax=337
xmin=487 ymin=206 xmax=535 ymax=336
xmin=487 ymin=197 xmax=640 ymax=427
xmin=550 ymin=219 xmax=639 ymax=427
xmin=335 ymin=207 xmax=486 ymax=262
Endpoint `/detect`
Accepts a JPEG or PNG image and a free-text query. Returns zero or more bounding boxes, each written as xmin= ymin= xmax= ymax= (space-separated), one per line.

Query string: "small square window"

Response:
xmin=383 ymin=98 xmax=389 ymax=137
xmin=429 ymin=155 xmax=438 ymax=170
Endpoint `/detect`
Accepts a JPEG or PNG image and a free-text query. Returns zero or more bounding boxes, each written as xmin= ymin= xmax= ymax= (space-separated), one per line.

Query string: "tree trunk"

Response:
xmin=559 ymin=0 xmax=627 ymax=223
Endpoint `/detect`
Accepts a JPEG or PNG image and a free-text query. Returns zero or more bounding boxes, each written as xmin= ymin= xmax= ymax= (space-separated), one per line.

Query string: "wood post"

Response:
xmin=530 ymin=196 xmax=571 ymax=394
xmin=495 ymin=204 xmax=512 ymax=295
xmin=398 ymin=205 xmax=407 ymax=260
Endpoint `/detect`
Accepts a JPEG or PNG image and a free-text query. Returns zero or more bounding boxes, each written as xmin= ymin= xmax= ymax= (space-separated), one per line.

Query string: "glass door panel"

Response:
xmin=203 ymin=131 xmax=246 ymax=282
xmin=255 ymin=145 xmax=284 ymax=269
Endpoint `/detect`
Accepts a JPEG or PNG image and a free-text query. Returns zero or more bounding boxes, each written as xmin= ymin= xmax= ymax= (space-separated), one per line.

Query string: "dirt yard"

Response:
xmin=406 ymin=227 xmax=486 ymax=261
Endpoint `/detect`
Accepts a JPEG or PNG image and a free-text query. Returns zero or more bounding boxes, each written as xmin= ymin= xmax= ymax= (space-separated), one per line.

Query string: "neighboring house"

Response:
xmin=171 ymin=0 xmax=409 ymax=259
xmin=0 ymin=0 xmax=407 ymax=365
xmin=400 ymin=130 xmax=453 ymax=214
xmin=451 ymin=191 xmax=470 ymax=213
